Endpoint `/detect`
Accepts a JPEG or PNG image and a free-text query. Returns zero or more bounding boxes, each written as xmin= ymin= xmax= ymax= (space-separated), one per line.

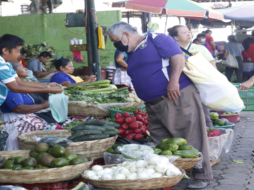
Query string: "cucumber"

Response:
xmin=71 ymin=125 xmax=106 ymax=132
xmin=68 ymin=130 xmax=102 ymax=140
xmin=173 ymin=150 xmax=199 ymax=158
xmin=103 ymin=131 xmax=117 ymax=136
xmin=71 ymin=182 xmax=89 ymax=190
xmin=82 ymin=119 xmax=105 ymax=126
xmin=73 ymin=134 xmax=109 ymax=142
xmin=103 ymin=126 xmax=115 ymax=131
xmin=103 ymin=121 xmax=120 ymax=128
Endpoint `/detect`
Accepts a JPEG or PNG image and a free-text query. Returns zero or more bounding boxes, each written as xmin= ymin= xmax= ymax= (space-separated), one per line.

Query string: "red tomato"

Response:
xmin=141 ymin=113 xmax=147 ymax=116
xmin=143 ymin=120 xmax=148 ymax=125
xmin=124 ymin=130 xmax=131 ymax=135
xmin=134 ymin=134 xmax=143 ymax=140
xmin=140 ymin=118 xmax=145 ymax=122
xmin=114 ymin=113 xmax=122 ymax=119
xmin=126 ymin=134 xmax=134 ymax=140
xmin=124 ymin=117 xmax=132 ymax=124
xmin=115 ymin=118 xmax=124 ymax=124
xmin=138 ymin=110 xmax=143 ymax=114
xmin=135 ymin=114 xmax=142 ymax=121
xmin=139 ymin=126 xmax=146 ymax=134
xmin=118 ymin=128 xmax=124 ymax=135
xmin=129 ymin=121 xmax=139 ymax=129
xmin=143 ymin=116 xmax=148 ymax=120
xmin=134 ymin=129 xmax=141 ymax=134
xmin=121 ymin=124 xmax=129 ymax=130
xmin=133 ymin=110 xmax=139 ymax=115
xmin=122 ymin=112 xmax=131 ymax=118
xmin=136 ymin=121 xmax=143 ymax=128
xmin=130 ymin=115 xmax=136 ymax=122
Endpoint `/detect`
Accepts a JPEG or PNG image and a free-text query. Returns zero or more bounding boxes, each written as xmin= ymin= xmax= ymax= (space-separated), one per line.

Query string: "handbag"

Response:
xmin=222 ymin=53 xmax=239 ymax=69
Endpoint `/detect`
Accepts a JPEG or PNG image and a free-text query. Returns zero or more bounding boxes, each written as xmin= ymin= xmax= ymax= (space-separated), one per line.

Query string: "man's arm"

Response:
xmin=6 ymin=80 xmax=62 ymax=94
xmin=35 ymin=70 xmax=54 ymax=78
xmin=13 ymin=101 xmax=49 ymax=114
xmin=167 ymin=54 xmax=185 ymax=100
xmin=16 ymin=77 xmax=59 ymax=88
xmin=240 ymin=76 xmax=254 ymax=90
xmin=115 ymin=54 xmax=128 ymax=68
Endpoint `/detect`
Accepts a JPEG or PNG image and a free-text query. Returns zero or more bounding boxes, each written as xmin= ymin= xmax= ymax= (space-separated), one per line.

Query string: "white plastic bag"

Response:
xmin=183 ymin=52 xmax=245 ymax=112
xmin=222 ymin=53 xmax=238 ymax=68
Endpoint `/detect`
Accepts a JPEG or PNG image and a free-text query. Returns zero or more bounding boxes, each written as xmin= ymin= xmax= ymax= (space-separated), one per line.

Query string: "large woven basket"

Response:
xmin=0 ymin=150 xmax=93 ymax=184
xmin=68 ymin=102 xmax=108 ymax=116
xmin=18 ymin=130 xmax=117 ymax=159
xmin=82 ymin=165 xmax=185 ymax=190
xmin=173 ymin=157 xmax=202 ymax=170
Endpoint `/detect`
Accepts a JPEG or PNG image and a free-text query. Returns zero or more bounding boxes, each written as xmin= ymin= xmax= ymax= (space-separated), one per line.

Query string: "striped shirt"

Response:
xmin=0 ymin=56 xmax=18 ymax=106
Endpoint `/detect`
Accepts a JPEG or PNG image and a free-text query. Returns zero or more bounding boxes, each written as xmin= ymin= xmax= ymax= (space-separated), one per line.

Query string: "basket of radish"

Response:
xmin=114 ymin=110 xmax=149 ymax=141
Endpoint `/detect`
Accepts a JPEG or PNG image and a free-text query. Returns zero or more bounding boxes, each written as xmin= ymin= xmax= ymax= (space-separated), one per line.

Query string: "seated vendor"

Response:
xmin=0 ymin=62 xmax=67 ymax=137
xmin=50 ymin=57 xmax=96 ymax=86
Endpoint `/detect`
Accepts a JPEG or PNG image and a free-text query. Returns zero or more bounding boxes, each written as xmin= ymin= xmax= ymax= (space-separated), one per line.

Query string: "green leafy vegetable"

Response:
xmin=232 ymin=160 xmax=244 ymax=164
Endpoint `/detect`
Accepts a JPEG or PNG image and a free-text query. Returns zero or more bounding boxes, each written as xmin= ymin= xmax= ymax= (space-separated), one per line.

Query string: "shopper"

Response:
xmin=50 ymin=57 xmax=96 ymax=86
xmin=108 ymin=22 xmax=212 ymax=189
xmin=224 ymin=35 xmax=244 ymax=83
xmin=242 ymin=30 xmax=254 ymax=62
xmin=193 ymin=33 xmax=213 ymax=55
xmin=0 ymin=34 xmax=62 ymax=106
xmin=203 ymin=30 xmax=216 ymax=53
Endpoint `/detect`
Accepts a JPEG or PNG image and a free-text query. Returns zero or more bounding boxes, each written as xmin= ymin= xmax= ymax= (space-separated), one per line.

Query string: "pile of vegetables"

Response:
xmin=23 ymin=43 xmax=56 ymax=69
xmin=0 ymin=143 xmax=89 ymax=170
xmin=67 ymin=119 xmax=120 ymax=142
xmin=110 ymin=106 xmax=143 ymax=113
xmin=155 ymin=138 xmax=199 ymax=158
xmin=207 ymin=127 xmax=223 ymax=137
xmin=210 ymin=112 xmax=230 ymax=127
xmin=83 ymin=155 xmax=182 ymax=180
xmin=114 ymin=110 xmax=149 ymax=140
xmin=106 ymin=144 xmax=125 ymax=154
xmin=222 ymin=112 xmax=238 ymax=115
xmin=63 ymin=119 xmax=86 ymax=131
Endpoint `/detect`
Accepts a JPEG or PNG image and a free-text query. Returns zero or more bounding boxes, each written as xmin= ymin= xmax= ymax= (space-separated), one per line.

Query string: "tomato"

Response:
xmin=135 ymin=114 xmax=142 ymax=121
xmin=124 ymin=130 xmax=131 ymax=135
xmin=134 ymin=134 xmax=143 ymax=140
xmin=136 ymin=121 xmax=143 ymax=128
xmin=122 ymin=112 xmax=131 ymax=118
xmin=143 ymin=120 xmax=148 ymax=125
xmin=118 ymin=128 xmax=124 ymax=135
xmin=126 ymin=134 xmax=134 ymax=140
xmin=121 ymin=124 xmax=129 ymax=130
xmin=133 ymin=110 xmax=139 ymax=115
xmin=130 ymin=115 xmax=136 ymax=122
xmin=115 ymin=118 xmax=124 ymax=124
xmin=134 ymin=129 xmax=141 ymax=134
xmin=129 ymin=121 xmax=139 ymax=129
xmin=114 ymin=113 xmax=122 ymax=119
xmin=143 ymin=116 xmax=148 ymax=120
xmin=139 ymin=126 xmax=146 ymax=134
xmin=138 ymin=110 xmax=143 ymax=114
xmin=141 ymin=113 xmax=147 ymax=116
xmin=124 ymin=117 xmax=132 ymax=124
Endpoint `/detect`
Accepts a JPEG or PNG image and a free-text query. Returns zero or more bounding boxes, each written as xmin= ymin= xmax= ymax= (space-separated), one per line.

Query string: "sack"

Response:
xmin=222 ymin=53 xmax=238 ymax=68
xmin=72 ymin=51 xmax=83 ymax=62
xmin=49 ymin=92 xmax=69 ymax=123
xmin=182 ymin=52 xmax=245 ymax=112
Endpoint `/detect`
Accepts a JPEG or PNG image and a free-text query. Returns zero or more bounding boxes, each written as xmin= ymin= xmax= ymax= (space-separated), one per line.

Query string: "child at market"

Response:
xmin=0 ymin=34 xmax=62 ymax=106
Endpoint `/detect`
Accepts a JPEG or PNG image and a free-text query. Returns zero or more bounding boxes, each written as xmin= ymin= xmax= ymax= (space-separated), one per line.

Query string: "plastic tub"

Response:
xmin=108 ymin=108 xmax=134 ymax=119
xmin=213 ymin=122 xmax=235 ymax=129
xmin=211 ymin=111 xmax=239 ymax=124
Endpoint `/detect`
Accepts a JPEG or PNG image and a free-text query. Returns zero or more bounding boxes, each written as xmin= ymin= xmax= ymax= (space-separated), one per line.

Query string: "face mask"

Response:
xmin=200 ymin=38 xmax=206 ymax=43
xmin=114 ymin=34 xmax=129 ymax=52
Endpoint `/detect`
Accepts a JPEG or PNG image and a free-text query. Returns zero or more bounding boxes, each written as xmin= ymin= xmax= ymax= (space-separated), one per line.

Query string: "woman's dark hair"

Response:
xmin=20 ymin=48 xmax=27 ymax=55
xmin=228 ymin=35 xmax=238 ymax=43
xmin=197 ymin=33 xmax=206 ymax=38
xmin=0 ymin=34 xmax=24 ymax=55
xmin=53 ymin=57 xmax=71 ymax=71
xmin=168 ymin=25 xmax=186 ymax=37
xmin=38 ymin=51 xmax=52 ymax=58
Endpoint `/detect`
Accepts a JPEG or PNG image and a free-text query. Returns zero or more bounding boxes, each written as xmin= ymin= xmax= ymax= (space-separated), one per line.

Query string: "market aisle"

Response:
xmin=173 ymin=112 xmax=254 ymax=190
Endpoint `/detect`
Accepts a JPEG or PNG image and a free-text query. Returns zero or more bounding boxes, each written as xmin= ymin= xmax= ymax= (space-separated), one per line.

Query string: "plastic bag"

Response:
xmin=0 ymin=186 xmax=27 ymax=190
xmin=103 ymin=152 xmax=122 ymax=165
xmin=2 ymin=122 xmax=19 ymax=150
xmin=119 ymin=144 xmax=154 ymax=160
xmin=36 ymin=136 xmax=73 ymax=147
xmin=183 ymin=52 xmax=244 ymax=112
xmin=208 ymin=128 xmax=233 ymax=161
xmin=49 ymin=92 xmax=69 ymax=123
xmin=222 ymin=53 xmax=238 ymax=68
xmin=72 ymin=51 xmax=83 ymax=62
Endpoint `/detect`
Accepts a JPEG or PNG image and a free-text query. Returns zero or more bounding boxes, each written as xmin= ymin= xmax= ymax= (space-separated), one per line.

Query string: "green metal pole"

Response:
xmin=86 ymin=0 xmax=101 ymax=80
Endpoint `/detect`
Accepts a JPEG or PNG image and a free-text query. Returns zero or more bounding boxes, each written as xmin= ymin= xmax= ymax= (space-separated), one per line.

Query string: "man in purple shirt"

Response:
xmin=108 ymin=22 xmax=212 ymax=189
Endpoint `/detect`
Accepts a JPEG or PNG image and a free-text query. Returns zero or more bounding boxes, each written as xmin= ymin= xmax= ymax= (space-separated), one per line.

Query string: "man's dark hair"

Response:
xmin=204 ymin=30 xmax=212 ymax=34
xmin=168 ymin=25 xmax=186 ymax=37
xmin=0 ymin=34 xmax=24 ymax=55
xmin=228 ymin=35 xmax=238 ymax=43
xmin=197 ymin=33 xmax=206 ymax=38
xmin=38 ymin=51 xmax=52 ymax=58
xmin=20 ymin=48 xmax=27 ymax=55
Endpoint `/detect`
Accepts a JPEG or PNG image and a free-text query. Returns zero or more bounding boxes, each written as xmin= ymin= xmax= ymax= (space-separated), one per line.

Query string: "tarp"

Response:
xmin=217 ymin=5 xmax=254 ymax=22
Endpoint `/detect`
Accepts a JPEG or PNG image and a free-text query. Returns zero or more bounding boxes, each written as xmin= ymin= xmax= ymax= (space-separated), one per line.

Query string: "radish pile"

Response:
xmin=207 ymin=127 xmax=223 ymax=137
xmin=114 ymin=110 xmax=149 ymax=140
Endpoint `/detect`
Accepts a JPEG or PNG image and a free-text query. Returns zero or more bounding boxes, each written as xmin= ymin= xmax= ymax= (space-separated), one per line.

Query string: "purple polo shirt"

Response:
xmin=127 ymin=33 xmax=192 ymax=103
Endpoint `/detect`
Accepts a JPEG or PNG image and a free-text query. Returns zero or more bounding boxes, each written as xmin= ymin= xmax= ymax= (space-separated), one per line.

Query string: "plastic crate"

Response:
xmin=233 ymin=83 xmax=254 ymax=111
xmin=108 ymin=108 xmax=134 ymax=119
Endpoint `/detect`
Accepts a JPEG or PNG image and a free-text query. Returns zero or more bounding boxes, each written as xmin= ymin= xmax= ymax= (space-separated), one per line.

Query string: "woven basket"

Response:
xmin=0 ymin=150 xmax=93 ymax=184
xmin=82 ymin=165 xmax=185 ymax=190
xmin=68 ymin=102 xmax=108 ymax=116
xmin=173 ymin=157 xmax=202 ymax=170
xmin=18 ymin=130 xmax=117 ymax=159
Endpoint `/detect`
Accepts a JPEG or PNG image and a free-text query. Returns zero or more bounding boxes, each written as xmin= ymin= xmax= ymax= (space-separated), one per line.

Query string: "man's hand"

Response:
xmin=247 ymin=58 xmax=252 ymax=62
xmin=167 ymin=80 xmax=181 ymax=100
xmin=47 ymin=82 xmax=59 ymax=88
xmin=49 ymin=68 xmax=57 ymax=72
xmin=47 ymin=86 xmax=63 ymax=94
xmin=88 ymin=75 xmax=96 ymax=82
xmin=240 ymin=80 xmax=254 ymax=90
xmin=121 ymin=67 xmax=127 ymax=72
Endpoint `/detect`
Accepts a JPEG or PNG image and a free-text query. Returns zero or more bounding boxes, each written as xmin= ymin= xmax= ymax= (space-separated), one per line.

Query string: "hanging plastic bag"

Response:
xmin=72 ymin=51 xmax=83 ymax=62
xmin=182 ymin=52 xmax=244 ymax=112
xmin=222 ymin=53 xmax=238 ymax=68
xmin=49 ymin=92 xmax=69 ymax=123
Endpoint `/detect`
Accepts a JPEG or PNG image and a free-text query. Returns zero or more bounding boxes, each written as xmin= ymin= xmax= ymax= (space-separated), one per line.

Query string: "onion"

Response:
xmin=89 ymin=175 xmax=99 ymax=180
xmin=101 ymin=173 xmax=113 ymax=180
xmin=137 ymin=172 xmax=148 ymax=179
xmin=129 ymin=165 xmax=137 ymax=173
xmin=136 ymin=160 xmax=148 ymax=168
xmin=152 ymin=172 xmax=163 ymax=178
xmin=166 ymin=167 xmax=182 ymax=177
xmin=160 ymin=157 xmax=169 ymax=165
xmin=103 ymin=168 xmax=113 ymax=174
xmin=136 ymin=167 xmax=144 ymax=174
xmin=146 ymin=165 xmax=155 ymax=169
xmin=155 ymin=163 xmax=168 ymax=174
xmin=92 ymin=165 xmax=103 ymax=171
xmin=83 ymin=170 xmax=95 ymax=178
xmin=114 ymin=174 xmax=126 ymax=180
xmin=127 ymin=173 xmax=137 ymax=180
xmin=148 ymin=155 xmax=160 ymax=165
xmin=144 ymin=168 xmax=155 ymax=177
xmin=96 ymin=170 xmax=104 ymax=177
xmin=119 ymin=168 xmax=130 ymax=176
